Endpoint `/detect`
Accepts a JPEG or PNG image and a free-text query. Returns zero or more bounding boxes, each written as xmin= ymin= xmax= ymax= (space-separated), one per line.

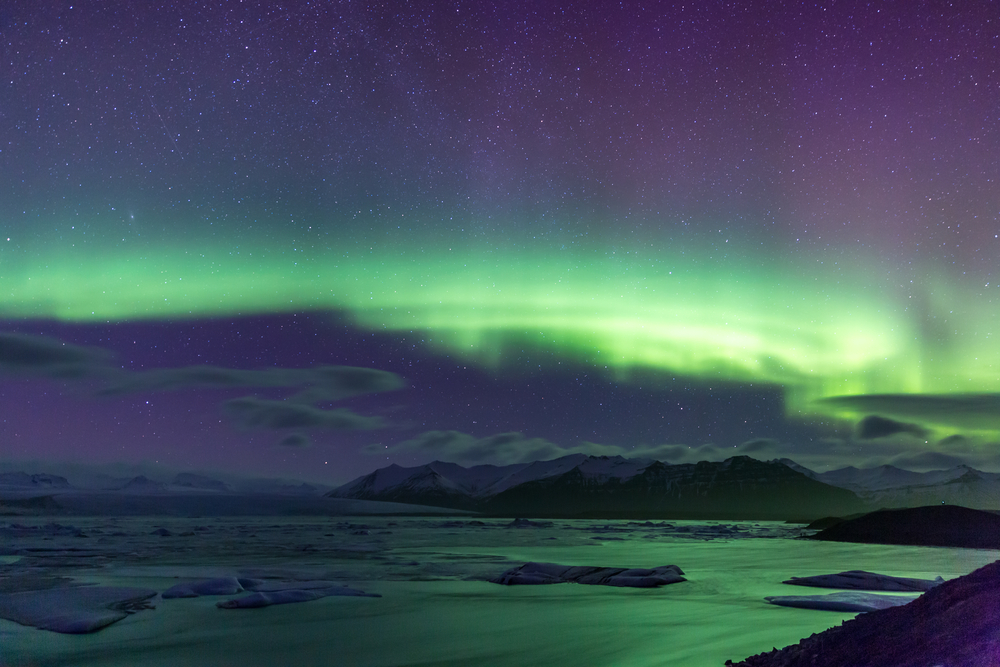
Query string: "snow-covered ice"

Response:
xmin=782 ymin=570 xmax=943 ymax=592
xmin=162 ymin=577 xmax=245 ymax=598
xmin=217 ymin=585 xmax=379 ymax=609
xmin=490 ymin=562 xmax=685 ymax=587
xmin=0 ymin=586 xmax=156 ymax=633
xmin=0 ymin=515 xmax=994 ymax=665
xmin=764 ymin=591 xmax=918 ymax=613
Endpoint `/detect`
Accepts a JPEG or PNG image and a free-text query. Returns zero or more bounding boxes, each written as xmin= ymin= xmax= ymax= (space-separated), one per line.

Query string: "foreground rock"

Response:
xmin=0 ymin=586 xmax=157 ymax=633
xmin=783 ymin=570 xmax=943 ymax=592
xmin=806 ymin=505 xmax=1000 ymax=549
xmin=764 ymin=591 xmax=916 ymax=613
xmin=490 ymin=562 xmax=685 ymax=587
xmin=727 ymin=559 xmax=1000 ymax=666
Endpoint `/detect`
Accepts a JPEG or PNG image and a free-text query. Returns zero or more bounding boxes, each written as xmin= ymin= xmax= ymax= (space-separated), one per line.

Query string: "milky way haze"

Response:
xmin=1 ymin=2 xmax=998 ymax=482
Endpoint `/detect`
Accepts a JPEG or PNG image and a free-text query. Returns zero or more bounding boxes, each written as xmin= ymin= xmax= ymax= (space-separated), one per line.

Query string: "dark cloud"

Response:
xmin=222 ymin=397 xmax=384 ymax=431
xmin=938 ymin=434 xmax=972 ymax=449
xmin=369 ymin=431 xmax=731 ymax=466
xmin=290 ymin=366 xmax=404 ymax=402
xmin=102 ymin=364 xmax=403 ymax=398
xmin=0 ymin=332 xmax=112 ymax=379
xmin=277 ymin=433 xmax=311 ymax=448
xmin=0 ymin=335 xmax=405 ymax=405
xmin=0 ymin=334 xmax=399 ymax=442
xmin=820 ymin=394 xmax=1000 ymax=431
xmin=856 ymin=415 xmax=929 ymax=440
xmin=102 ymin=363 xmax=399 ymax=442
xmin=101 ymin=366 xmax=294 ymax=394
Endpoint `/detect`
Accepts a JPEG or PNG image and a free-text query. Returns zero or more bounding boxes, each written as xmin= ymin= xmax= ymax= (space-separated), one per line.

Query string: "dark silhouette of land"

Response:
xmin=806 ymin=505 xmax=1000 ymax=549
xmin=727 ymin=558 xmax=1000 ymax=667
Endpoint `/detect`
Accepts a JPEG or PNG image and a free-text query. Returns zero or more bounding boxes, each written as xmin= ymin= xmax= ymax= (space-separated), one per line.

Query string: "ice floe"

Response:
xmin=162 ymin=576 xmax=245 ymax=598
xmin=217 ymin=585 xmax=379 ymax=608
xmin=782 ymin=570 xmax=943 ymax=592
xmin=490 ymin=562 xmax=685 ymax=587
xmin=158 ymin=576 xmax=381 ymax=607
xmin=0 ymin=586 xmax=157 ymax=633
xmin=764 ymin=591 xmax=917 ymax=612
xmin=505 ymin=518 xmax=553 ymax=528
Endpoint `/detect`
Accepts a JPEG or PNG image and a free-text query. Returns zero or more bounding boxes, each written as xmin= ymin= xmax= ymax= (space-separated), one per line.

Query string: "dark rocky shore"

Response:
xmin=728 ymin=558 xmax=1000 ymax=666
xmin=806 ymin=505 xmax=1000 ymax=549
xmin=728 ymin=505 xmax=1000 ymax=667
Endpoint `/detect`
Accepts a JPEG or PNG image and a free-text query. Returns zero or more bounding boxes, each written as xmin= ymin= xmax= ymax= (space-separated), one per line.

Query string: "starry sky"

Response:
xmin=1 ymin=1 xmax=999 ymax=484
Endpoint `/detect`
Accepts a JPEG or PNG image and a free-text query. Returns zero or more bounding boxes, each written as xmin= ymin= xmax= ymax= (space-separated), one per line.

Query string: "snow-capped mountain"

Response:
xmin=330 ymin=455 xmax=866 ymax=519
xmin=814 ymin=464 xmax=978 ymax=492
xmin=327 ymin=455 xmax=599 ymax=509
xmin=0 ymin=472 xmax=72 ymax=489
xmin=171 ymin=473 xmax=232 ymax=492
xmin=780 ymin=461 xmax=1000 ymax=511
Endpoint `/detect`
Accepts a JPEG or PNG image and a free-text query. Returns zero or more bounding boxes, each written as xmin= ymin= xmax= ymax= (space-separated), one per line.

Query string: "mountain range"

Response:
xmin=330 ymin=455 xmax=1000 ymax=519
xmin=785 ymin=460 xmax=1000 ymax=511
xmin=0 ymin=470 xmax=327 ymax=495
xmin=328 ymin=455 xmax=861 ymax=520
xmin=0 ymin=470 xmax=458 ymax=517
xmin=5 ymin=456 xmax=1000 ymax=520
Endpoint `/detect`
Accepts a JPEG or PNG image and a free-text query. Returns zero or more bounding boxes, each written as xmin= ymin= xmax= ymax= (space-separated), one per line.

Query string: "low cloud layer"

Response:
xmin=366 ymin=430 xmax=599 ymax=465
xmin=0 ymin=332 xmax=401 ymax=447
xmin=367 ymin=430 xmax=761 ymax=467
xmin=223 ymin=397 xmax=385 ymax=431
xmin=364 ymin=426 xmax=1000 ymax=475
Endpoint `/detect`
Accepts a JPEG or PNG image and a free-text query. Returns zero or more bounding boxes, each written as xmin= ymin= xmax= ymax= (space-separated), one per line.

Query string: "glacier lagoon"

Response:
xmin=1 ymin=516 xmax=995 ymax=666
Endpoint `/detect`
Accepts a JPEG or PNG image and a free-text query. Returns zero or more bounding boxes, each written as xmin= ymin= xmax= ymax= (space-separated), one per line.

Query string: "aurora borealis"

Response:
xmin=7 ymin=240 xmax=1000 ymax=413
xmin=1 ymin=1 xmax=999 ymax=481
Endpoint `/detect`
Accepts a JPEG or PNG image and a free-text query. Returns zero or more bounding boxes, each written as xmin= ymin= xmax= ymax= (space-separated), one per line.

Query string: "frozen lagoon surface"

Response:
xmin=1 ymin=517 xmax=996 ymax=666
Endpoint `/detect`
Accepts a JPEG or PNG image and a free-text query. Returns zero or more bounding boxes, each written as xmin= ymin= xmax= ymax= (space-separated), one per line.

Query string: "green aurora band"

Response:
xmin=3 ymin=237 xmax=998 ymax=430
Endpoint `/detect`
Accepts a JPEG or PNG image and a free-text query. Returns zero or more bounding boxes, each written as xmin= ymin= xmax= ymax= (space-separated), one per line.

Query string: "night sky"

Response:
xmin=2 ymin=1 xmax=999 ymax=484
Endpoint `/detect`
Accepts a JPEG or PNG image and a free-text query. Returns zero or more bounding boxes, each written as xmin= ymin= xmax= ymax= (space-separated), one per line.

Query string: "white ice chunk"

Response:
xmin=765 ymin=591 xmax=918 ymax=612
xmin=491 ymin=562 xmax=685 ymax=587
xmin=783 ymin=570 xmax=944 ymax=592
xmin=0 ymin=586 xmax=157 ymax=633
xmin=241 ymin=579 xmax=342 ymax=592
xmin=162 ymin=577 xmax=245 ymax=598
xmin=216 ymin=585 xmax=379 ymax=609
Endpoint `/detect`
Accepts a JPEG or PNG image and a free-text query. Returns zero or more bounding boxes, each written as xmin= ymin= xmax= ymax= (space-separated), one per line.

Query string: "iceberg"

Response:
xmin=764 ymin=591 xmax=917 ymax=613
xmin=0 ymin=586 xmax=157 ymax=633
xmin=162 ymin=577 xmax=245 ymax=598
xmin=217 ymin=585 xmax=380 ymax=609
xmin=783 ymin=570 xmax=943 ymax=592
xmin=490 ymin=562 xmax=685 ymax=587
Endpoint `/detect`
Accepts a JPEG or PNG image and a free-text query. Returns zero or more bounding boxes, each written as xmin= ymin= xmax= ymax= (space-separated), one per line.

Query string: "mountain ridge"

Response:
xmin=330 ymin=454 xmax=868 ymax=520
